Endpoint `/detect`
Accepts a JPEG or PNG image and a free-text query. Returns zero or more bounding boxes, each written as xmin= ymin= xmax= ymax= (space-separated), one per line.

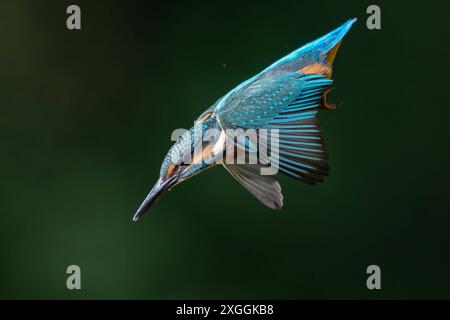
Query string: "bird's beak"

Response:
xmin=132 ymin=175 xmax=179 ymax=221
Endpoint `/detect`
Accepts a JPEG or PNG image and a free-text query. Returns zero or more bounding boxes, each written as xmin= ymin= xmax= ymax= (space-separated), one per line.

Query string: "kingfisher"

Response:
xmin=133 ymin=19 xmax=356 ymax=221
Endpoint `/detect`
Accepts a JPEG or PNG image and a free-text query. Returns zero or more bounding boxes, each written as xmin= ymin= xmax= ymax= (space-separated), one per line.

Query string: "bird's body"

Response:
xmin=133 ymin=19 xmax=356 ymax=220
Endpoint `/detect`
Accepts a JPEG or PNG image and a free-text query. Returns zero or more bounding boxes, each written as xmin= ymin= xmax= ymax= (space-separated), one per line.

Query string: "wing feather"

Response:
xmin=217 ymin=72 xmax=332 ymax=185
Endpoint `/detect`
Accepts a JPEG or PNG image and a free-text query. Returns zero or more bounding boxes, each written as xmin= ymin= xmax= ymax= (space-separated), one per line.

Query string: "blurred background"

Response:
xmin=0 ymin=0 xmax=449 ymax=299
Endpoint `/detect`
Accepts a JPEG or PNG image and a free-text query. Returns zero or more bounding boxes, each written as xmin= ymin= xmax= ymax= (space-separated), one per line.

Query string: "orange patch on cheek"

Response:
xmin=166 ymin=164 xmax=177 ymax=178
xmin=195 ymin=112 xmax=213 ymax=123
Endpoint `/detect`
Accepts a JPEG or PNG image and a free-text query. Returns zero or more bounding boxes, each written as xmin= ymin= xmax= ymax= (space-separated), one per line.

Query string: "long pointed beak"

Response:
xmin=132 ymin=175 xmax=179 ymax=221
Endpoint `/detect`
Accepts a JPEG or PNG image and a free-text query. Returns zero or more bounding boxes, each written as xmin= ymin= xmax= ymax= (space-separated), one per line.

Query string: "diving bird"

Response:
xmin=133 ymin=19 xmax=356 ymax=221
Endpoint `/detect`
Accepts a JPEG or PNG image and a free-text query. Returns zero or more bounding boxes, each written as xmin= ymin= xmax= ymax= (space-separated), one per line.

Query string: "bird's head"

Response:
xmin=133 ymin=112 xmax=223 ymax=221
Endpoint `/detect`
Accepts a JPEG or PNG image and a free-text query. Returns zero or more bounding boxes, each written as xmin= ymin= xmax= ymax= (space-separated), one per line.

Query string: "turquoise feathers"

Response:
xmin=133 ymin=19 xmax=356 ymax=220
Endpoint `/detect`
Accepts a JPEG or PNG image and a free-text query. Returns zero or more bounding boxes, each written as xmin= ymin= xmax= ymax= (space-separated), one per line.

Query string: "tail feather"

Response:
xmin=262 ymin=18 xmax=357 ymax=77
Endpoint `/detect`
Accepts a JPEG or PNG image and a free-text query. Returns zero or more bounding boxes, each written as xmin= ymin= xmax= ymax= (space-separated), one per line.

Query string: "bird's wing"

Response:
xmin=217 ymin=71 xmax=332 ymax=186
xmin=213 ymin=19 xmax=355 ymax=113
xmin=223 ymin=164 xmax=283 ymax=210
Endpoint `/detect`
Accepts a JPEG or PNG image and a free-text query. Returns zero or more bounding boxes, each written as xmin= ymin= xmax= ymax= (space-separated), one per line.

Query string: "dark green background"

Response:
xmin=1 ymin=0 xmax=449 ymax=299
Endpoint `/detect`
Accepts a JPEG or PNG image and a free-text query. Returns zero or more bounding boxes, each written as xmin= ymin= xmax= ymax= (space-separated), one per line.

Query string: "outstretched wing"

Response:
xmin=213 ymin=19 xmax=355 ymax=113
xmin=217 ymin=72 xmax=332 ymax=186
xmin=213 ymin=20 xmax=355 ymax=208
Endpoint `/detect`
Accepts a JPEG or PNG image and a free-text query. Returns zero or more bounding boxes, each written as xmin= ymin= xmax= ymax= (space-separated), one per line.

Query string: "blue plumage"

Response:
xmin=133 ymin=19 xmax=356 ymax=220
